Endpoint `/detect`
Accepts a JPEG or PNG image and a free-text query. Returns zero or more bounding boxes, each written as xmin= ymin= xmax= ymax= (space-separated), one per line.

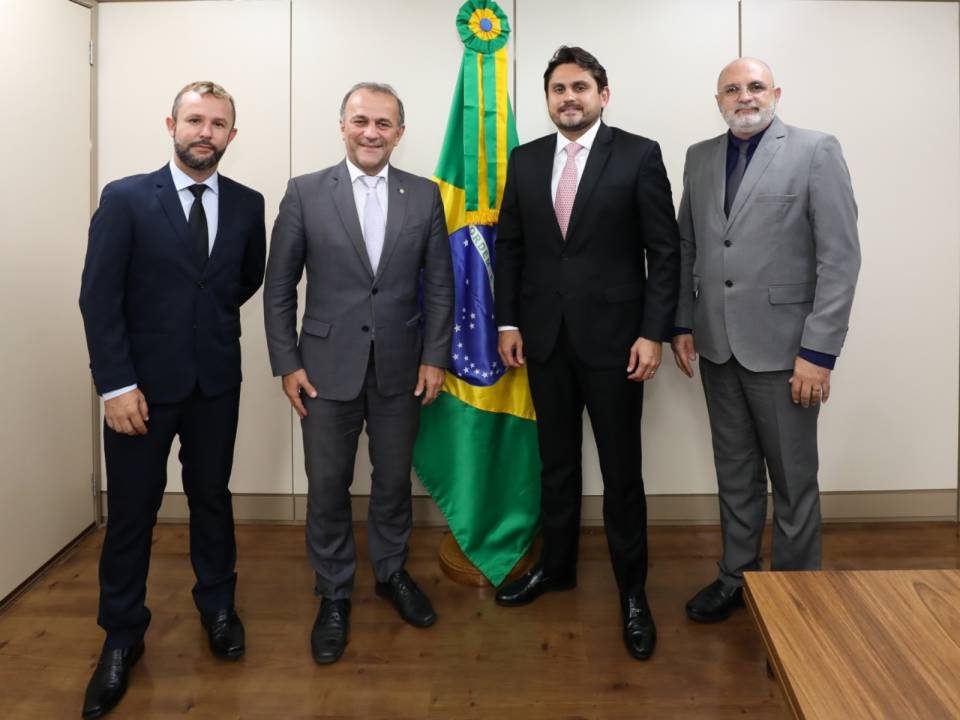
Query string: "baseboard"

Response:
xmin=99 ymin=489 xmax=958 ymax=525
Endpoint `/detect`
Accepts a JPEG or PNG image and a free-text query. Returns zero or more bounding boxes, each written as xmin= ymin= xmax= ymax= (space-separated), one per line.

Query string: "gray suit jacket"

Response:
xmin=263 ymin=161 xmax=453 ymax=400
xmin=676 ymin=116 xmax=860 ymax=371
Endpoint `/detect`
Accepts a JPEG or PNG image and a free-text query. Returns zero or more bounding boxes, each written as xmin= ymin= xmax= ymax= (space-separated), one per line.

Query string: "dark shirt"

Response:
xmin=674 ymin=124 xmax=836 ymax=370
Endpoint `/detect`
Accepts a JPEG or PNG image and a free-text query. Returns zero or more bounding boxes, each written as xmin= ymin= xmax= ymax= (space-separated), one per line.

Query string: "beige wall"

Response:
xmin=93 ymin=0 xmax=960 ymax=517
xmin=0 ymin=0 xmax=95 ymax=598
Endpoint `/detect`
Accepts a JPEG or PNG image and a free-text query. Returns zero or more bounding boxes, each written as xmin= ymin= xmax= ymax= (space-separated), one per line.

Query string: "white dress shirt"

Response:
xmin=102 ymin=160 xmax=220 ymax=400
xmin=499 ymin=119 xmax=602 ymax=332
xmin=345 ymin=158 xmax=389 ymax=233
xmin=550 ymin=118 xmax=601 ymax=202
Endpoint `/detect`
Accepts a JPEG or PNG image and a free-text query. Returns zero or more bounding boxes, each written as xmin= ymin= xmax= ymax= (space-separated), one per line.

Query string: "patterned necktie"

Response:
xmin=360 ymin=175 xmax=385 ymax=273
xmin=725 ymin=140 xmax=751 ymax=217
xmin=554 ymin=142 xmax=582 ymax=239
xmin=188 ymin=184 xmax=208 ymax=269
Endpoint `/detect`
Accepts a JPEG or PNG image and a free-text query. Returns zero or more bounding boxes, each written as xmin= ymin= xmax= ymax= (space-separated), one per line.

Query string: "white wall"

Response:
xmin=742 ymin=0 xmax=960 ymax=491
xmin=97 ymin=0 xmax=292 ymax=494
xmin=0 ymin=0 xmax=94 ymax=598
xmin=94 ymin=0 xmax=960 ymax=505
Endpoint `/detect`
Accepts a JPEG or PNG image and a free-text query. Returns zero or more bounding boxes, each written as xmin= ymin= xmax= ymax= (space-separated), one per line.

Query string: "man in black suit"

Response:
xmin=78 ymin=81 xmax=265 ymax=719
xmin=493 ymin=47 xmax=681 ymax=661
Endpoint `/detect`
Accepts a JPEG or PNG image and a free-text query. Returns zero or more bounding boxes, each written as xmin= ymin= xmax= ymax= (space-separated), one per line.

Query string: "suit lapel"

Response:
xmin=375 ymin=166 xmax=407 ymax=283
xmin=725 ymin=116 xmax=787 ymax=229
xmin=155 ymin=165 xmax=191 ymax=255
xmin=565 ymin=122 xmax=612 ymax=245
xmin=206 ymin=176 xmax=229 ymax=271
xmin=712 ymin=135 xmax=727 ymax=222
xmin=534 ymin=136 xmax=562 ymax=241
xmin=332 ymin=161 xmax=375 ymax=279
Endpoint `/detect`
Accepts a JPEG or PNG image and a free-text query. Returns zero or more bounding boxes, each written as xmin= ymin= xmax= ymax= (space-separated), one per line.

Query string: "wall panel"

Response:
xmin=514 ymin=0 xmax=740 ymax=494
xmin=0 ymin=0 xmax=94 ymax=598
xmin=742 ymin=0 xmax=960 ymax=491
xmin=97 ymin=0 xmax=293 ymax=495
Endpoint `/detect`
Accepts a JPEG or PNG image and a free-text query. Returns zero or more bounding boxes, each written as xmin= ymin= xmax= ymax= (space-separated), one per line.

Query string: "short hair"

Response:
xmin=171 ymin=81 xmax=236 ymax=125
xmin=543 ymin=46 xmax=608 ymax=94
xmin=339 ymin=82 xmax=405 ymax=128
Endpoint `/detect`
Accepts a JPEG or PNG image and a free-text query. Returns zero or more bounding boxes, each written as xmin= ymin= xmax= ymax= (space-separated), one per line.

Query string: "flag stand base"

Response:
xmin=438 ymin=531 xmax=538 ymax=587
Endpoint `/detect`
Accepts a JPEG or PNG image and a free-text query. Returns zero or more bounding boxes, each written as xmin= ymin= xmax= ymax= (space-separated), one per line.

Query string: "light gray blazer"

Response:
xmin=263 ymin=161 xmax=453 ymax=401
xmin=676 ymin=116 xmax=860 ymax=372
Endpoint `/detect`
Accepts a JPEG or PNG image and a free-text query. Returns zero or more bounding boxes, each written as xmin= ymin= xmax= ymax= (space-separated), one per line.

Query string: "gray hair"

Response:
xmin=339 ymin=82 xmax=405 ymax=128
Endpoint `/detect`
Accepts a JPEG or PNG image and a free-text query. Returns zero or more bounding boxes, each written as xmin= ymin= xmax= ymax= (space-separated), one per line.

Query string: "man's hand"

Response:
xmin=627 ymin=337 xmax=662 ymax=382
xmin=104 ymin=388 xmax=150 ymax=436
xmin=671 ymin=334 xmax=698 ymax=378
xmin=282 ymin=368 xmax=318 ymax=419
xmin=498 ymin=329 xmax=525 ymax=368
xmin=789 ymin=357 xmax=831 ymax=408
xmin=414 ymin=364 xmax=445 ymax=406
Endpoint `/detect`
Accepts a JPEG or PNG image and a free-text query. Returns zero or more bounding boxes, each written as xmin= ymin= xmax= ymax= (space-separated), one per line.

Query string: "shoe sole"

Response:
xmin=312 ymin=643 xmax=346 ymax=665
xmin=685 ymin=600 xmax=745 ymax=624
xmin=494 ymin=581 xmax=577 ymax=608
xmin=212 ymin=645 xmax=245 ymax=661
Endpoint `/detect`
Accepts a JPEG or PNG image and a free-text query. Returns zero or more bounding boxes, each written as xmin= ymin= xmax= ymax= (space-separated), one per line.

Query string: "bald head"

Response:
xmin=715 ymin=57 xmax=780 ymax=138
xmin=717 ymin=57 xmax=775 ymax=93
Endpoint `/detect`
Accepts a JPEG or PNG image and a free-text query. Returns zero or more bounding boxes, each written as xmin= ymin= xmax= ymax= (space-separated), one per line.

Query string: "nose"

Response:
xmin=198 ymin=122 xmax=214 ymax=138
xmin=737 ymin=86 xmax=753 ymax=102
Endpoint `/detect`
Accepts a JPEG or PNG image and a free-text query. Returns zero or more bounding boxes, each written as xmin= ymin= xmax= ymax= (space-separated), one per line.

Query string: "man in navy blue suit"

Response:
xmin=78 ymin=81 xmax=265 ymax=719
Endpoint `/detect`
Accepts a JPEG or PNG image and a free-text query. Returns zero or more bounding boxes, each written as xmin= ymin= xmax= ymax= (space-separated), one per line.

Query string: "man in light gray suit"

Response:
xmin=263 ymin=82 xmax=453 ymax=663
xmin=671 ymin=58 xmax=860 ymax=623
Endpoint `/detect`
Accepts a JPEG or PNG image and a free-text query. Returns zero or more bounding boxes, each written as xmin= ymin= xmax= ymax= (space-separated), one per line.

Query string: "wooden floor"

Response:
xmin=0 ymin=522 xmax=957 ymax=719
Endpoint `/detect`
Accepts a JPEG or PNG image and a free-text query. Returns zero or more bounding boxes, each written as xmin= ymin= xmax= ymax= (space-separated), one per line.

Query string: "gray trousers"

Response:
xmin=301 ymin=350 xmax=419 ymax=599
xmin=700 ymin=356 xmax=821 ymax=586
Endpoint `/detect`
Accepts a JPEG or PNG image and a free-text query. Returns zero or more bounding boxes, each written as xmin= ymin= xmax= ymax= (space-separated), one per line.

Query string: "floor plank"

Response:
xmin=0 ymin=522 xmax=956 ymax=719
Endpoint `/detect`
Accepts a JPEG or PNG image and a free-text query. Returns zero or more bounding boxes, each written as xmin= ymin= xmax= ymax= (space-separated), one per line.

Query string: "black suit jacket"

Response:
xmin=80 ymin=164 xmax=266 ymax=404
xmin=494 ymin=122 xmax=681 ymax=367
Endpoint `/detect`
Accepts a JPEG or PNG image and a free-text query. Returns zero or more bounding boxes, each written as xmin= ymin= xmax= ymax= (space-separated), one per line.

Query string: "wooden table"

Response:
xmin=744 ymin=570 xmax=960 ymax=719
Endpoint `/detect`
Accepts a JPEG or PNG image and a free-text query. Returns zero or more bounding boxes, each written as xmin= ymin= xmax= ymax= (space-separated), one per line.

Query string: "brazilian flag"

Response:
xmin=413 ymin=0 xmax=540 ymax=586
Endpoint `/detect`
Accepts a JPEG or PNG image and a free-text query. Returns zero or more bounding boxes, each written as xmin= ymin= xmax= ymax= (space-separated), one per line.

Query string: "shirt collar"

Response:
xmin=346 ymin=158 xmax=389 ymax=185
xmin=169 ymin=159 xmax=219 ymax=195
xmin=555 ymin=119 xmax=602 ymax=156
xmin=727 ymin=122 xmax=770 ymax=150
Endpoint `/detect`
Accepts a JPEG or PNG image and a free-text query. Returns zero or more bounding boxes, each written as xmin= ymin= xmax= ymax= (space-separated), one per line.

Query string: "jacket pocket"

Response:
xmin=604 ymin=282 xmax=643 ymax=303
xmin=755 ymin=193 xmax=799 ymax=203
xmin=301 ymin=316 xmax=331 ymax=338
xmin=405 ymin=312 xmax=424 ymax=327
xmin=769 ymin=282 xmax=816 ymax=304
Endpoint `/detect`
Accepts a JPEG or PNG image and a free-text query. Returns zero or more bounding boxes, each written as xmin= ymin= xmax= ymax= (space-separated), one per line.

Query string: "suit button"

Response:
xmin=361 ymin=325 xmax=370 ymax=332
xmin=725 ymin=280 xmax=733 ymax=288
xmin=371 ymin=288 xmax=379 ymax=295
xmin=724 ymin=240 xmax=732 ymax=248
xmin=197 ymin=281 xmax=205 ymax=289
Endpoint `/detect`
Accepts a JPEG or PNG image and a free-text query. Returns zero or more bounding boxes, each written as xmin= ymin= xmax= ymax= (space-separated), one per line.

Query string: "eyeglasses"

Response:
xmin=720 ymin=81 xmax=771 ymax=98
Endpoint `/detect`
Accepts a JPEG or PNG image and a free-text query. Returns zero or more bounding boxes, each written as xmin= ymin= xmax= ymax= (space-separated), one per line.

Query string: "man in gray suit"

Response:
xmin=671 ymin=58 xmax=860 ymax=622
xmin=263 ymin=82 xmax=453 ymax=663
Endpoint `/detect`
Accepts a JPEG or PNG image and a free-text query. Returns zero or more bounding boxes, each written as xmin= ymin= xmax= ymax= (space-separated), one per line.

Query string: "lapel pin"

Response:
xmin=399 ymin=188 xmax=405 ymax=194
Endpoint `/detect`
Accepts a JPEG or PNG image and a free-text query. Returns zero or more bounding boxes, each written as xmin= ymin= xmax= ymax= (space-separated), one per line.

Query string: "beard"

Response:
xmin=723 ymin=101 xmax=777 ymax=133
xmin=552 ymin=103 xmax=596 ymax=133
xmin=174 ymin=139 xmax=225 ymax=171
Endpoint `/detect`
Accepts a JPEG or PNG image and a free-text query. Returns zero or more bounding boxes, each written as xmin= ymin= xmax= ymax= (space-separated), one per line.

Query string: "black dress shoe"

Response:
xmin=375 ymin=570 xmax=437 ymax=628
xmin=81 ymin=640 xmax=144 ymax=719
xmin=622 ymin=595 xmax=657 ymax=661
xmin=494 ymin=563 xmax=575 ymax=607
xmin=311 ymin=598 xmax=350 ymax=665
xmin=200 ymin=608 xmax=245 ymax=660
xmin=685 ymin=579 xmax=744 ymax=623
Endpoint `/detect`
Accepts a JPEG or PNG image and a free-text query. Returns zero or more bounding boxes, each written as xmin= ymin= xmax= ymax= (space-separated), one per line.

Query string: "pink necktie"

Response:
xmin=554 ymin=142 xmax=581 ymax=239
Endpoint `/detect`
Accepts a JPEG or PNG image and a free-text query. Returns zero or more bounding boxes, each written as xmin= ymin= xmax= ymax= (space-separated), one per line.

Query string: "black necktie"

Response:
xmin=188 ymin=184 xmax=208 ymax=269
xmin=724 ymin=141 xmax=751 ymax=217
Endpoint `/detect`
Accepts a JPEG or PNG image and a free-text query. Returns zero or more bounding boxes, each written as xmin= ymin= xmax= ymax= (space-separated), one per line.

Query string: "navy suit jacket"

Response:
xmin=80 ymin=164 xmax=266 ymax=404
